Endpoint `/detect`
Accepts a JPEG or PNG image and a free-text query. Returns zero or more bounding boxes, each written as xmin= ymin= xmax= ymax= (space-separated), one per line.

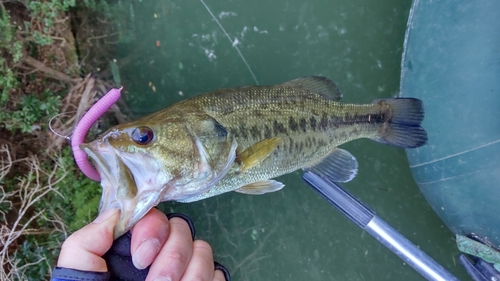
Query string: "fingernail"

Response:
xmin=93 ymin=208 xmax=119 ymax=224
xmin=132 ymin=238 xmax=161 ymax=269
xmin=153 ymin=277 xmax=172 ymax=281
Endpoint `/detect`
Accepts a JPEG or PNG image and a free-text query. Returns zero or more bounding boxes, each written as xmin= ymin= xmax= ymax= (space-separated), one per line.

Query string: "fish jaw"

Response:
xmin=80 ymin=139 xmax=171 ymax=239
xmin=79 ymin=117 xmax=239 ymax=238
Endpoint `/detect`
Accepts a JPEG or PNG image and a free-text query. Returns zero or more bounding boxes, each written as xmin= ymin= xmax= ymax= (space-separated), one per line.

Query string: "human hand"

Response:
xmin=54 ymin=208 xmax=229 ymax=281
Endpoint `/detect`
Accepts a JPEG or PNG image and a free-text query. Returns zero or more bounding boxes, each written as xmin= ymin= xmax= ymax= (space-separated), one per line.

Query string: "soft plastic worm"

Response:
xmin=71 ymin=88 xmax=122 ymax=181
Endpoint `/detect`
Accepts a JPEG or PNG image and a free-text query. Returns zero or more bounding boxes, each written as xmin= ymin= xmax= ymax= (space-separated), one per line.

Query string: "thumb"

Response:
xmin=57 ymin=208 xmax=120 ymax=272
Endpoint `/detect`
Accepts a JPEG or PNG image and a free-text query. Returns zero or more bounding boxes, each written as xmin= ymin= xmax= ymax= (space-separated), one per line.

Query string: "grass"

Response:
xmin=0 ymin=0 xmax=130 ymax=279
xmin=0 ymin=146 xmax=68 ymax=280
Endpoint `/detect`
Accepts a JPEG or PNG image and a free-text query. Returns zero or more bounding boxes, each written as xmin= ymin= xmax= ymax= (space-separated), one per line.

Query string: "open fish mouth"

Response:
xmin=80 ymin=141 xmax=166 ymax=238
xmin=79 ymin=124 xmax=238 ymax=239
xmin=80 ymin=143 xmax=120 ymax=191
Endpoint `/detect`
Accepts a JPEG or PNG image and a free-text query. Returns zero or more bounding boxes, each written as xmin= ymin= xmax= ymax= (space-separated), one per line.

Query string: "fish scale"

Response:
xmin=82 ymin=76 xmax=427 ymax=237
xmin=176 ymin=85 xmax=410 ymax=201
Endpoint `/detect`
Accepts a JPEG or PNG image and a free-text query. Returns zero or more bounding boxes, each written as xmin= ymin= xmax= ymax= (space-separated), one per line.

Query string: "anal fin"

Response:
xmin=234 ymin=180 xmax=285 ymax=195
xmin=304 ymin=148 xmax=358 ymax=182
xmin=236 ymin=137 xmax=282 ymax=172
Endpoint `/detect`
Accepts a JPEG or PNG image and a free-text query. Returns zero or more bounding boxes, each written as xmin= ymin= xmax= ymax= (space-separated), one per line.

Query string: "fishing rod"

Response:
xmin=302 ymin=171 xmax=459 ymax=281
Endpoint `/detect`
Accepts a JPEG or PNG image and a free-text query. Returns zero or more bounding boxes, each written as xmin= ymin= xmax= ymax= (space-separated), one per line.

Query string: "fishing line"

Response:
xmin=198 ymin=0 xmax=259 ymax=85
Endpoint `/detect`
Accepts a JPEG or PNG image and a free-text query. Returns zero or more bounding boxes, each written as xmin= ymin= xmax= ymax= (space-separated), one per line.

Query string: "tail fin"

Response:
xmin=373 ymin=98 xmax=428 ymax=148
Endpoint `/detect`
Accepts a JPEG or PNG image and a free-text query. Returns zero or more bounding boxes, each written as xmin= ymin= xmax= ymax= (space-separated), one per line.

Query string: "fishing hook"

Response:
xmin=49 ymin=111 xmax=75 ymax=140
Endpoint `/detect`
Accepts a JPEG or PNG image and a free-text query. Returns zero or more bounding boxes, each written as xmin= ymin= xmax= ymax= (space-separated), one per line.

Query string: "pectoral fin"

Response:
xmin=236 ymin=137 xmax=282 ymax=172
xmin=304 ymin=148 xmax=358 ymax=182
xmin=234 ymin=180 xmax=285 ymax=195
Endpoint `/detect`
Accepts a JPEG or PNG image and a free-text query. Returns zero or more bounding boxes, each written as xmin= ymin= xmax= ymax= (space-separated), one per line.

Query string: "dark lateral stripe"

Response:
xmin=299 ymin=118 xmax=307 ymax=132
xmin=232 ymin=111 xmax=384 ymax=142
xmin=264 ymin=124 xmax=272 ymax=138
xmin=320 ymin=112 xmax=385 ymax=129
xmin=320 ymin=114 xmax=329 ymax=131
xmin=250 ymin=125 xmax=261 ymax=139
xmin=288 ymin=116 xmax=299 ymax=132
xmin=309 ymin=116 xmax=317 ymax=131
xmin=341 ymin=113 xmax=384 ymax=124
xmin=238 ymin=124 xmax=248 ymax=139
xmin=273 ymin=120 xmax=287 ymax=135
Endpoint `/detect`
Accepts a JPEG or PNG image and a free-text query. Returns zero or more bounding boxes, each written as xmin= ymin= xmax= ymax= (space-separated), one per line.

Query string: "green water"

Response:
xmin=112 ymin=0 xmax=470 ymax=280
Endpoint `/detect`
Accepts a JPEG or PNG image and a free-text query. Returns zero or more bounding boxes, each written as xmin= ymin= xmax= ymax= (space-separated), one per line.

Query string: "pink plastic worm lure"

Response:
xmin=71 ymin=87 xmax=122 ymax=181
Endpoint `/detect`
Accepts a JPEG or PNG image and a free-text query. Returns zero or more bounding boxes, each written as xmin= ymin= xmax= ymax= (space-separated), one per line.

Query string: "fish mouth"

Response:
xmin=80 ymin=141 xmax=166 ymax=239
xmin=80 ymin=143 xmax=118 ymax=188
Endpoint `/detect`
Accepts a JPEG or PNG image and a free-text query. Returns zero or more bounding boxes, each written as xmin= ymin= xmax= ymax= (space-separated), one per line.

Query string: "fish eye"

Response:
xmin=131 ymin=126 xmax=154 ymax=145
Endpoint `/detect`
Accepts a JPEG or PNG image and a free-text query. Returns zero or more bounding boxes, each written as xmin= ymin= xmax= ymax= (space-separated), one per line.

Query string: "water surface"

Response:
xmin=113 ymin=0 xmax=469 ymax=280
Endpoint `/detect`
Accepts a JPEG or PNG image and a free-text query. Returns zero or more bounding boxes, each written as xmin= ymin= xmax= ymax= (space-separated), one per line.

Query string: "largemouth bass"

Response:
xmin=81 ymin=76 xmax=427 ymax=238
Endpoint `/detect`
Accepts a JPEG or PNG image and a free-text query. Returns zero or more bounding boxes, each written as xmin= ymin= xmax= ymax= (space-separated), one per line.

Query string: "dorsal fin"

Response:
xmin=282 ymin=76 xmax=343 ymax=100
